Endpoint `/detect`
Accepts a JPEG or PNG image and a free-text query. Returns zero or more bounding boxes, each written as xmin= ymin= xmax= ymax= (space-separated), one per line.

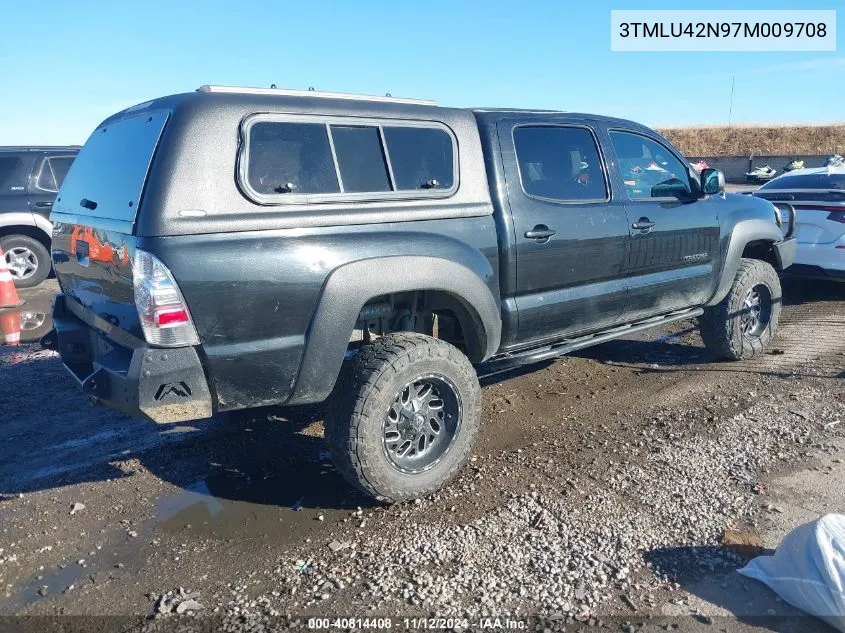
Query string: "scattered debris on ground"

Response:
xmin=154 ymin=588 xmax=204 ymax=617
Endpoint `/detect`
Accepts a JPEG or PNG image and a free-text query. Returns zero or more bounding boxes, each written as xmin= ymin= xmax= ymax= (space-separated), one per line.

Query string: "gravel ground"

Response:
xmin=0 ymin=279 xmax=842 ymax=633
xmin=215 ymin=382 xmax=842 ymax=632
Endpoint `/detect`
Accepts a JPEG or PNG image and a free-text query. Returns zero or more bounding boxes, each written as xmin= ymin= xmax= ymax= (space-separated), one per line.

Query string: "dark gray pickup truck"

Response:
xmin=45 ymin=86 xmax=796 ymax=501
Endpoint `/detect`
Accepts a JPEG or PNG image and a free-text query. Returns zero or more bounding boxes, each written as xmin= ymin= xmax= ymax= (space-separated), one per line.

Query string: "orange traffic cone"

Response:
xmin=0 ymin=247 xmax=24 ymax=309
xmin=0 ymin=308 xmax=20 ymax=345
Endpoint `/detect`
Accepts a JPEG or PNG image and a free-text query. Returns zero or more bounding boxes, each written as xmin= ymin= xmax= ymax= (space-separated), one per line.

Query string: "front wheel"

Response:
xmin=325 ymin=333 xmax=482 ymax=503
xmin=700 ymin=258 xmax=781 ymax=361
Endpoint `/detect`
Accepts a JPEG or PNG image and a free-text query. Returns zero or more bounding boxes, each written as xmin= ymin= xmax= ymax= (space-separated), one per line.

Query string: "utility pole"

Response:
xmin=727 ymin=74 xmax=736 ymax=128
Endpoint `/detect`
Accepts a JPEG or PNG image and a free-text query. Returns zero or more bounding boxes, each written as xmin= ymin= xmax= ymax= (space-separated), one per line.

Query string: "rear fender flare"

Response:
xmin=286 ymin=256 xmax=501 ymax=405
xmin=706 ymin=219 xmax=784 ymax=306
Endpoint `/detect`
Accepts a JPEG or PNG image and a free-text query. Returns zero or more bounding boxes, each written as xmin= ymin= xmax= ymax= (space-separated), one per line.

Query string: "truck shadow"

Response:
xmin=575 ymin=338 xmax=840 ymax=381
xmin=642 ymin=545 xmax=837 ymax=632
xmin=781 ymin=278 xmax=844 ymax=306
xmin=130 ymin=404 xmax=381 ymax=522
xmin=575 ymin=279 xmax=843 ymax=378
xmin=0 ymin=347 xmax=377 ymax=519
xmin=574 ymin=335 xmax=710 ymax=368
xmin=477 ymin=360 xmax=555 ymax=386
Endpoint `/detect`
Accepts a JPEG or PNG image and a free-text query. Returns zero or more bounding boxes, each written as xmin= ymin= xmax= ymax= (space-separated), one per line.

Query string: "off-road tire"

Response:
xmin=0 ymin=234 xmax=51 ymax=288
xmin=700 ymin=258 xmax=781 ymax=361
xmin=325 ymin=333 xmax=482 ymax=503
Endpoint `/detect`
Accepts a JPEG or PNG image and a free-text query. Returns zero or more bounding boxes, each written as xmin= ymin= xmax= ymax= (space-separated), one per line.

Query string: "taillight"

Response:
xmin=132 ymin=249 xmax=199 ymax=347
xmin=826 ymin=211 xmax=845 ymax=224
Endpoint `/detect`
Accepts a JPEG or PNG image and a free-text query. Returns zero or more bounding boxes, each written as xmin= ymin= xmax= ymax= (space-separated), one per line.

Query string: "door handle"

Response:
xmin=524 ymin=225 xmax=557 ymax=241
xmin=632 ymin=217 xmax=655 ymax=231
xmin=35 ymin=201 xmax=54 ymax=208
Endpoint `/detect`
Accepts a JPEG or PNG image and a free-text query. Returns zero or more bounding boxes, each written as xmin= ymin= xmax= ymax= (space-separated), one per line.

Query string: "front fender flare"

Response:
xmin=0 ymin=212 xmax=52 ymax=237
xmin=286 ymin=256 xmax=501 ymax=405
xmin=706 ymin=219 xmax=785 ymax=306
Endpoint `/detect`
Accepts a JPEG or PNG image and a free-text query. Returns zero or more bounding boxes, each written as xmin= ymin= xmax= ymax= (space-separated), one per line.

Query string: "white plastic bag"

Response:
xmin=738 ymin=514 xmax=845 ymax=632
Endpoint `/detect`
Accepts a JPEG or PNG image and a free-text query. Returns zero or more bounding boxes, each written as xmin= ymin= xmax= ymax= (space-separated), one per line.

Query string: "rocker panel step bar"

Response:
xmin=477 ymin=307 xmax=703 ymax=376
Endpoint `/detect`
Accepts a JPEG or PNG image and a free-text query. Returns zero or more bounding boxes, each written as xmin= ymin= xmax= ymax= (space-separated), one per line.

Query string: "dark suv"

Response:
xmin=45 ymin=86 xmax=795 ymax=502
xmin=0 ymin=147 xmax=78 ymax=287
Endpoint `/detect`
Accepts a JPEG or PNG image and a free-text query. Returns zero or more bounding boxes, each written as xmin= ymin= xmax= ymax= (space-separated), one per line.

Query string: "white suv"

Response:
xmin=754 ymin=166 xmax=845 ymax=281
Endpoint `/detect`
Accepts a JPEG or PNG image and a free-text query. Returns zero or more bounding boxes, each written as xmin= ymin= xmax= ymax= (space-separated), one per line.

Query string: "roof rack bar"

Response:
xmin=197 ymin=85 xmax=436 ymax=106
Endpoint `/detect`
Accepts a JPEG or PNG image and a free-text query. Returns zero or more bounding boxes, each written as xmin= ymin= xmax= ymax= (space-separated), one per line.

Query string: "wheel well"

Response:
xmin=354 ymin=290 xmax=487 ymax=362
xmin=741 ymin=240 xmax=778 ymax=269
xmin=0 ymin=225 xmax=51 ymax=251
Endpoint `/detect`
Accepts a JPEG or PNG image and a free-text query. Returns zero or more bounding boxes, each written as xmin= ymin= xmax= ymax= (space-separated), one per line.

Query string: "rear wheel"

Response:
xmin=700 ymin=258 xmax=781 ymax=361
xmin=0 ymin=235 xmax=51 ymax=288
xmin=325 ymin=333 xmax=481 ymax=502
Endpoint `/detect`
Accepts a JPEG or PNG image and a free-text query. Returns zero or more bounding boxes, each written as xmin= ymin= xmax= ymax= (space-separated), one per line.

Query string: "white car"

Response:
xmin=754 ymin=166 xmax=845 ymax=281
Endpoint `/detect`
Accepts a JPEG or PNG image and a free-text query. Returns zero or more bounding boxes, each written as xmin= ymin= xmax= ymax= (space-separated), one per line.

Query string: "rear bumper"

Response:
xmin=46 ymin=294 xmax=213 ymax=423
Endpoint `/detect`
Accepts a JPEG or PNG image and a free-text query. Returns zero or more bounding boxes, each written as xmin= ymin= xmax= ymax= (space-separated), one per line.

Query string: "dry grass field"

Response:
xmin=658 ymin=124 xmax=845 ymax=157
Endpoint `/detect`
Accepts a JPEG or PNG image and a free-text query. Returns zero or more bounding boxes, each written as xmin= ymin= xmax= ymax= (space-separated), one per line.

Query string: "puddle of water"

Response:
xmin=5 ymin=561 xmax=86 ymax=611
xmin=43 ymin=429 xmax=128 ymax=452
xmin=155 ymin=480 xmax=225 ymax=524
xmin=0 ymin=292 xmax=53 ymax=346
xmin=6 ymin=457 xmax=375 ymax=611
xmin=153 ymin=460 xmax=375 ymax=541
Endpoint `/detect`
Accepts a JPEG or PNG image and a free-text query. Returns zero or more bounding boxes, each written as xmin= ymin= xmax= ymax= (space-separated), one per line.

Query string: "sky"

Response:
xmin=2 ymin=0 xmax=843 ymax=145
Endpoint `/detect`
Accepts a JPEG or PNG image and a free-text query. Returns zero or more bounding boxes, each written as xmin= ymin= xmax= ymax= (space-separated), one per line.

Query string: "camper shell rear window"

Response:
xmin=239 ymin=114 xmax=458 ymax=205
xmin=52 ymin=111 xmax=169 ymax=223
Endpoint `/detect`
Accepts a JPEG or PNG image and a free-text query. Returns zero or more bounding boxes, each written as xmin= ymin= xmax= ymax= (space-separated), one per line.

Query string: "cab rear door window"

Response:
xmin=512 ymin=126 xmax=607 ymax=201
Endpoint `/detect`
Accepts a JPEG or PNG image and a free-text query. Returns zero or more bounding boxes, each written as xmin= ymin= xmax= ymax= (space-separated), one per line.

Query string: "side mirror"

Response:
xmin=651 ymin=177 xmax=692 ymax=199
xmin=701 ymin=168 xmax=725 ymax=195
